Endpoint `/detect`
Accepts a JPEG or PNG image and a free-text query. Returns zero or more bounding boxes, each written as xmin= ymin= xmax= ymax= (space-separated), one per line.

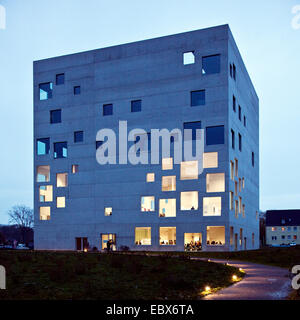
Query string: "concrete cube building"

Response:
xmin=34 ymin=24 xmax=259 ymax=251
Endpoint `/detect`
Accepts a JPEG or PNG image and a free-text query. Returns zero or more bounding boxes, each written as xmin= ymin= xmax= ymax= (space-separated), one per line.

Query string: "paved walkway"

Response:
xmin=196 ymin=258 xmax=292 ymax=300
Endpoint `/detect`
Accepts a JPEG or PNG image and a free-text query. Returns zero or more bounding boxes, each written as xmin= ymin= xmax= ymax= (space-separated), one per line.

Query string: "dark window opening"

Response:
xmin=231 ymin=129 xmax=235 ymax=149
xmin=238 ymin=106 xmax=241 ymax=121
xmin=50 ymin=109 xmax=61 ymax=124
xmin=184 ymin=121 xmax=202 ymax=140
xmin=37 ymin=138 xmax=50 ymax=155
xmin=233 ymin=64 xmax=236 ymax=80
xmin=74 ymin=131 xmax=83 ymax=143
xmin=54 ymin=142 xmax=67 ymax=159
xmin=233 ymin=95 xmax=236 ymax=112
xmin=131 ymin=100 xmax=142 ymax=112
xmin=202 ymin=54 xmax=221 ymax=75
xmin=206 ymin=126 xmax=224 ymax=145
xmin=191 ymin=90 xmax=205 ymax=106
xmin=39 ymin=82 xmax=53 ymax=100
xmin=103 ymin=104 xmax=113 ymax=116
xmin=56 ymin=73 xmax=65 ymax=85
xmin=238 ymin=133 xmax=242 ymax=151
xmin=74 ymin=86 xmax=81 ymax=95
xmin=244 ymin=116 xmax=246 ymax=127
xmin=252 ymin=152 xmax=255 ymax=167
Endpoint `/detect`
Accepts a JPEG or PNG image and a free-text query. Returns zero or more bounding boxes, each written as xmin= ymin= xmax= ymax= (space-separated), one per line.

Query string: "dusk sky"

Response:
xmin=0 ymin=0 xmax=299 ymax=224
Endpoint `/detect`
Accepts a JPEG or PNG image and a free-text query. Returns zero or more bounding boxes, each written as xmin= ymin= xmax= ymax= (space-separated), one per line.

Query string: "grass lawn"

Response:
xmin=0 ymin=250 xmax=243 ymax=300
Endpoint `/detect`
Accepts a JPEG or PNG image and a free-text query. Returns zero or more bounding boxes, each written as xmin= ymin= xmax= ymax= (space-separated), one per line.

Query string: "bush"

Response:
xmin=119 ymin=246 xmax=130 ymax=252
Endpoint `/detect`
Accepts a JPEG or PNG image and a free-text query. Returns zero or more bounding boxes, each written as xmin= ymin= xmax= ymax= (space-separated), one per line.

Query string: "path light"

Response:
xmin=232 ymin=275 xmax=238 ymax=281
xmin=205 ymin=286 xmax=211 ymax=292
xmin=84 ymin=248 xmax=88 ymax=253
xmin=239 ymin=268 xmax=244 ymax=272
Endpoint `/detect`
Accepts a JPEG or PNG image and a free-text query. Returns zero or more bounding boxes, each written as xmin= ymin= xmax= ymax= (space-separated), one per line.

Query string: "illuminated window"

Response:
xmin=239 ymin=197 xmax=242 ymax=213
xmin=180 ymin=161 xmax=198 ymax=180
xmin=39 ymin=82 xmax=53 ymax=100
xmin=271 ymin=227 xmax=277 ymax=231
xmin=72 ymin=165 xmax=79 ymax=174
xmin=37 ymin=165 xmax=50 ymax=182
xmin=183 ymin=52 xmax=195 ymax=65
xmin=159 ymin=199 xmax=176 ymax=217
xmin=146 ymin=173 xmax=155 ymax=182
xmin=162 ymin=158 xmax=173 ymax=170
xmin=159 ymin=227 xmax=176 ymax=245
xmin=162 ymin=176 xmax=176 ymax=191
xmin=184 ymin=233 xmax=202 ymax=251
xmin=203 ymin=152 xmax=218 ymax=168
xmin=206 ymin=173 xmax=225 ymax=193
xmin=230 ymin=192 xmax=234 ymax=210
xmin=203 ymin=197 xmax=221 ymax=216
xmin=141 ymin=196 xmax=155 ymax=212
xmin=56 ymin=173 xmax=68 ymax=187
xmin=57 ymin=197 xmax=65 ymax=208
xmin=230 ymin=161 xmax=234 ymax=180
xmin=242 ymin=204 xmax=245 ymax=218
xmin=135 ymin=227 xmax=151 ymax=245
xmin=206 ymin=226 xmax=225 ymax=245
xmin=235 ymin=181 xmax=238 ymax=196
xmin=242 ymin=178 xmax=245 ymax=189
xmin=40 ymin=207 xmax=50 ymax=220
xmin=39 ymin=185 xmax=53 ymax=202
xmin=181 ymin=191 xmax=198 ymax=211
xmin=105 ymin=207 xmax=112 ymax=216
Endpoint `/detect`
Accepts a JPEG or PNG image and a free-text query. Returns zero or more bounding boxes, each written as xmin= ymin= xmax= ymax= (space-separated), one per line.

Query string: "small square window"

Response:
xmin=183 ymin=52 xmax=195 ymax=65
xmin=40 ymin=207 xmax=51 ymax=220
xmin=50 ymin=109 xmax=61 ymax=124
xmin=37 ymin=165 xmax=50 ymax=182
xmin=105 ymin=207 xmax=112 ymax=216
xmin=203 ymin=152 xmax=218 ymax=168
xmin=160 ymin=227 xmax=176 ymax=246
xmin=72 ymin=165 xmax=79 ymax=174
xmin=146 ymin=173 xmax=155 ymax=182
xmin=54 ymin=142 xmax=67 ymax=158
xmin=162 ymin=176 xmax=176 ymax=191
xmin=131 ymin=100 xmax=142 ymax=112
xmin=74 ymin=131 xmax=83 ymax=143
xmin=206 ymin=126 xmax=224 ymax=145
xmin=57 ymin=196 xmax=66 ymax=208
xmin=74 ymin=86 xmax=81 ymax=95
xmin=141 ymin=196 xmax=155 ymax=212
xmin=202 ymin=54 xmax=221 ymax=75
xmin=180 ymin=161 xmax=198 ymax=180
xmin=162 ymin=158 xmax=173 ymax=170
xmin=56 ymin=173 xmax=68 ymax=187
xmin=206 ymin=173 xmax=225 ymax=193
xmin=103 ymin=104 xmax=113 ymax=116
xmin=37 ymin=138 xmax=50 ymax=155
xmin=39 ymin=82 xmax=53 ymax=100
xmin=56 ymin=73 xmax=64 ymax=85
xmin=191 ymin=90 xmax=205 ymax=106
xmin=159 ymin=199 xmax=176 ymax=217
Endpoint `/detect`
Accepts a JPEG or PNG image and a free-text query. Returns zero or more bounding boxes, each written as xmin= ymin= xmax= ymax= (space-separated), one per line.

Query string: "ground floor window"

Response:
xmin=184 ymin=233 xmax=202 ymax=251
xmin=135 ymin=227 xmax=151 ymax=245
xmin=101 ymin=234 xmax=116 ymax=251
xmin=159 ymin=199 xmax=176 ymax=217
xmin=159 ymin=227 xmax=176 ymax=245
xmin=206 ymin=226 xmax=225 ymax=246
xmin=75 ymin=237 xmax=88 ymax=251
xmin=39 ymin=207 xmax=50 ymax=220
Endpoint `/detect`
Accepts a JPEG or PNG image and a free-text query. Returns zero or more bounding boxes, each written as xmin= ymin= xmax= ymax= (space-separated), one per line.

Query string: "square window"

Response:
xmin=131 ymin=100 xmax=142 ymax=112
xmin=57 ymin=196 xmax=66 ymax=208
xmin=180 ymin=161 xmax=198 ymax=180
xmin=103 ymin=104 xmax=113 ymax=116
xmin=191 ymin=90 xmax=205 ymax=106
xmin=74 ymin=86 xmax=81 ymax=95
xmin=39 ymin=185 xmax=53 ymax=202
xmin=54 ymin=142 xmax=67 ymax=158
xmin=72 ymin=165 xmax=79 ymax=174
xmin=37 ymin=165 xmax=50 ymax=182
xmin=56 ymin=73 xmax=65 ymax=85
xmin=203 ymin=197 xmax=221 ymax=216
xmin=162 ymin=158 xmax=173 ymax=170
xmin=162 ymin=176 xmax=176 ymax=191
xmin=74 ymin=131 xmax=83 ymax=143
xmin=37 ymin=138 xmax=50 ymax=155
xmin=202 ymin=54 xmax=221 ymax=75
xmin=181 ymin=191 xmax=198 ymax=211
xmin=50 ymin=109 xmax=61 ymax=124
xmin=183 ymin=52 xmax=195 ymax=65
xmin=206 ymin=126 xmax=224 ymax=145
xmin=141 ymin=196 xmax=155 ymax=212
xmin=207 ymin=226 xmax=225 ymax=246
xmin=39 ymin=82 xmax=53 ymax=100
xmin=56 ymin=173 xmax=68 ymax=187
xmin=105 ymin=207 xmax=112 ymax=216
xmin=159 ymin=227 xmax=176 ymax=245
xmin=40 ymin=207 xmax=50 ymax=220
xmin=159 ymin=199 xmax=176 ymax=217
xmin=146 ymin=173 xmax=155 ymax=182
xmin=135 ymin=227 xmax=151 ymax=245
xmin=183 ymin=121 xmax=202 ymax=140
xmin=206 ymin=173 xmax=225 ymax=193
xmin=203 ymin=152 xmax=218 ymax=168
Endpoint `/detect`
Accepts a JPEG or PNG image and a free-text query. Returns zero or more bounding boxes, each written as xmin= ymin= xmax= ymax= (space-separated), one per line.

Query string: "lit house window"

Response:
xmin=54 ymin=142 xmax=67 ymax=159
xmin=159 ymin=227 xmax=176 ymax=245
xmin=39 ymin=82 xmax=53 ymax=100
xmin=72 ymin=165 xmax=79 ymax=174
xmin=56 ymin=173 xmax=68 ymax=187
xmin=37 ymin=138 xmax=50 ymax=155
xmin=207 ymin=226 xmax=225 ymax=246
xmin=159 ymin=199 xmax=176 ymax=217
xmin=203 ymin=197 xmax=221 ymax=216
xmin=56 ymin=197 xmax=66 ymax=208
xmin=181 ymin=191 xmax=198 ymax=211
xmin=202 ymin=54 xmax=221 ymax=74
xmin=40 ymin=207 xmax=50 ymax=220
xmin=146 ymin=173 xmax=155 ymax=182
xmin=162 ymin=158 xmax=173 ymax=170
xmin=141 ymin=196 xmax=155 ymax=212
xmin=183 ymin=52 xmax=195 ymax=65
xmin=180 ymin=161 xmax=198 ymax=180
xmin=203 ymin=152 xmax=218 ymax=168
xmin=206 ymin=173 xmax=225 ymax=193
xmin=162 ymin=176 xmax=176 ymax=191
xmin=37 ymin=165 xmax=50 ymax=182
xmin=39 ymin=185 xmax=53 ymax=202
xmin=135 ymin=227 xmax=151 ymax=245
xmin=105 ymin=207 xmax=112 ymax=216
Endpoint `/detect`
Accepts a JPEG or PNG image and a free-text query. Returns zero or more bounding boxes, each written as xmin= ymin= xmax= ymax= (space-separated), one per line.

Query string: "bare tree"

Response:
xmin=8 ymin=205 xmax=33 ymax=243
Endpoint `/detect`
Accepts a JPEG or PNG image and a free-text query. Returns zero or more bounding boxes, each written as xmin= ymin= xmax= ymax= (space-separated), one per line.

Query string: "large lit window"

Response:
xmin=206 ymin=226 xmax=225 ymax=246
xmin=184 ymin=233 xmax=202 ymax=251
xmin=56 ymin=197 xmax=66 ymax=208
xmin=162 ymin=157 xmax=173 ymax=170
xmin=141 ymin=196 xmax=155 ymax=212
xmin=39 ymin=185 xmax=53 ymax=202
xmin=146 ymin=173 xmax=155 ymax=182
xmin=40 ymin=207 xmax=50 ymax=220
xmin=203 ymin=152 xmax=218 ymax=168
xmin=56 ymin=173 xmax=68 ymax=187
xmin=202 ymin=54 xmax=221 ymax=75
xmin=206 ymin=173 xmax=225 ymax=193
xmin=162 ymin=176 xmax=176 ymax=191
xmin=37 ymin=138 xmax=50 ymax=155
xmin=181 ymin=191 xmax=198 ymax=211
xmin=37 ymin=165 xmax=50 ymax=182
xmin=105 ymin=207 xmax=112 ymax=216
xmin=39 ymin=82 xmax=53 ymax=100
xmin=135 ymin=227 xmax=151 ymax=245
xmin=159 ymin=227 xmax=176 ymax=245
xmin=180 ymin=161 xmax=198 ymax=180
xmin=203 ymin=197 xmax=221 ymax=216
xmin=183 ymin=52 xmax=195 ymax=65
xmin=159 ymin=199 xmax=176 ymax=217
xmin=206 ymin=126 xmax=224 ymax=145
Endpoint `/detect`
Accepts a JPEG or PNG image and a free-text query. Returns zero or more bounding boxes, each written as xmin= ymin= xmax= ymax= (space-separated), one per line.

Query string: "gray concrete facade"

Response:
xmin=33 ymin=24 xmax=259 ymax=251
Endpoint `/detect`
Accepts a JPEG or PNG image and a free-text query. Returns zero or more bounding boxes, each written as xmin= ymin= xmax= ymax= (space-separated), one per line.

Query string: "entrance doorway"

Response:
xmin=75 ymin=237 xmax=88 ymax=251
xmin=101 ymin=234 xmax=116 ymax=251
xmin=184 ymin=233 xmax=202 ymax=251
